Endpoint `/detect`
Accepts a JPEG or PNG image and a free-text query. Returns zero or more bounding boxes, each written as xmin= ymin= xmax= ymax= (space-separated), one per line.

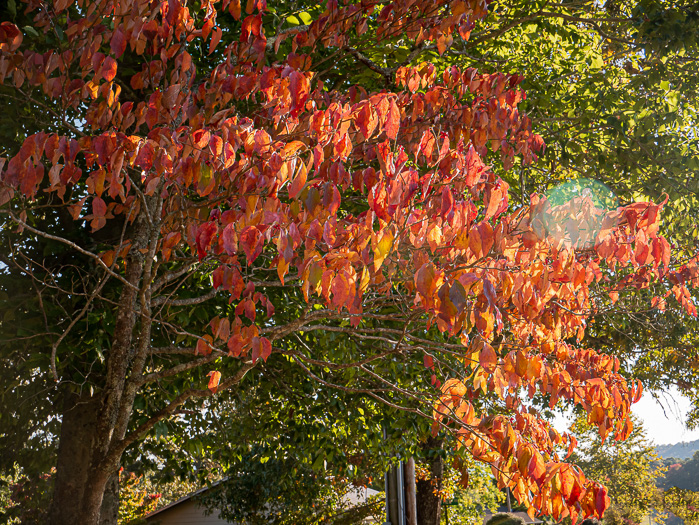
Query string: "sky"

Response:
xmin=631 ymin=386 xmax=699 ymax=445
xmin=553 ymin=386 xmax=699 ymax=446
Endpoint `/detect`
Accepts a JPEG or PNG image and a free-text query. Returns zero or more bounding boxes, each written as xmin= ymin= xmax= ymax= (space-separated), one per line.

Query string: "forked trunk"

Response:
xmin=48 ymin=392 xmax=120 ymax=525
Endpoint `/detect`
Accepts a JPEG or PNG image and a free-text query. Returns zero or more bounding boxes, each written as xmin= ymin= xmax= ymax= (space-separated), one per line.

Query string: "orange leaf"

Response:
xmin=196 ymin=335 xmax=213 ymax=356
xmin=373 ymin=229 xmax=394 ymax=272
xmin=479 ymin=342 xmax=497 ymax=373
xmin=415 ymin=263 xmax=436 ymax=299
xmin=209 ymin=27 xmax=223 ymax=54
xmin=288 ymin=160 xmax=307 ymax=199
xmin=528 ymin=452 xmax=546 ymax=482
xmin=207 ymin=370 xmax=221 ymax=393
xmin=251 ymin=336 xmax=272 ymax=362
xmin=385 ymin=99 xmax=400 ymax=140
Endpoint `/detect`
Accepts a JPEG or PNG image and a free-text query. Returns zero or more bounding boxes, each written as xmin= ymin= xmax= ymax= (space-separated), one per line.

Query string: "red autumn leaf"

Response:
xmin=222 ymin=224 xmax=238 ymax=255
xmin=161 ymin=231 xmax=181 ymax=262
xmin=92 ymin=197 xmax=107 ymax=217
xmin=375 ymin=96 xmax=390 ymax=124
xmin=102 ymin=56 xmax=117 ymax=82
xmin=240 ymin=226 xmax=263 ymax=264
xmin=418 ymin=130 xmax=436 ymax=161
xmin=0 ymin=22 xmax=23 ymax=52
xmin=229 ymin=0 xmax=242 ymax=19
xmin=356 ymin=102 xmax=377 ymax=140
xmin=110 ymin=28 xmax=127 ymax=58
xmin=595 ymin=486 xmax=610 ymax=516
xmin=423 ymin=354 xmax=434 ymax=369
xmin=211 ymin=317 xmax=231 ymax=341
xmin=436 ymin=34 xmax=447 ymax=55
xmin=568 ymin=478 xmax=583 ymax=505
xmin=632 ymin=380 xmax=643 ymax=403
xmin=241 ymin=14 xmax=262 ymax=41
xmin=196 ymin=222 xmax=218 ymax=260
xmin=330 ymin=273 xmax=350 ymax=309
xmin=484 ymin=180 xmax=508 ymax=221
xmin=559 ymin=466 xmax=574 ymax=499
xmin=134 ymin=142 xmax=155 ymax=169
xmin=464 ymin=145 xmax=486 ymax=186
xmin=260 ymin=337 xmax=272 ymax=361
xmin=289 ymin=70 xmax=309 ymax=115
xmin=193 ymin=130 xmax=211 ymax=150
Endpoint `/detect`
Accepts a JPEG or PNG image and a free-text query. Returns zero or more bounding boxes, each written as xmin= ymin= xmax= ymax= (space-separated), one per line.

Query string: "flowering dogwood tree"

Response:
xmin=1 ymin=0 xmax=697 ymax=523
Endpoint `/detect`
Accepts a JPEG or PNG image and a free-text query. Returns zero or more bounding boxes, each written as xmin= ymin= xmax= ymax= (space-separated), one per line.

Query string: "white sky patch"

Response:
xmin=632 ymin=386 xmax=699 ymax=445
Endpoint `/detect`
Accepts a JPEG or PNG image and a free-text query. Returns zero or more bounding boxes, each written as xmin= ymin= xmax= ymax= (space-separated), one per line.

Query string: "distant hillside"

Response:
xmin=656 ymin=439 xmax=699 ymax=460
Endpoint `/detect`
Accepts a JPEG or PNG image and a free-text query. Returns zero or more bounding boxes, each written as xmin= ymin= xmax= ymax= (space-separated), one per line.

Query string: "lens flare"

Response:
xmin=536 ymin=179 xmax=618 ymax=249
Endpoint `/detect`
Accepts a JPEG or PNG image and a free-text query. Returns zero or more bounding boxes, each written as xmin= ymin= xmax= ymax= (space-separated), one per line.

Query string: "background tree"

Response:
xmin=568 ymin=414 xmax=665 ymax=525
xmin=658 ymin=452 xmax=699 ymax=525
xmin=662 ymin=487 xmax=699 ymax=525
xmin=660 ymin=452 xmax=699 ymax=492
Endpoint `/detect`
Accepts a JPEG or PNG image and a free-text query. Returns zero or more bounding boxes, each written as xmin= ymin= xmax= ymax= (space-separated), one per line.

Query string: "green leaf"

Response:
xmin=23 ymin=26 xmax=39 ymax=38
xmin=298 ymin=11 xmax=312 ymax=25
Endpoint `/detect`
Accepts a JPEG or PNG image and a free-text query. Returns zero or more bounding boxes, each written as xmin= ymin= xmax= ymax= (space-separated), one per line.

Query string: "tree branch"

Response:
xmin=137 ymin=351 xmax=227 ymax=386
xmin=344 ymin=46 xmax=393 ymax=82
xmin=152 ymin=288 xmax=218 ymax=306
xmin=112 ymin=361 xmax=256 ymax=457
xmin=1 ymin=210 xmax=138 ymax=290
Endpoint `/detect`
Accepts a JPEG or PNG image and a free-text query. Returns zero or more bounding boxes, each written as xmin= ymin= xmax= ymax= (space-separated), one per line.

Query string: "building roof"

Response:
xmin=144 ymin=478 xmax=226 ymax=520
xmin=483 ymin=509 xmax=544 ymax=525
xmin=144 ymin=478 xmax=380 ymax=522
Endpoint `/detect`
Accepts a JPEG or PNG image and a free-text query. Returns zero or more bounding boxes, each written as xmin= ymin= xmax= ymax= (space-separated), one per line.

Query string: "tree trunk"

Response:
xmin=49 ymin=201 xmax=154 ymax=525
xmin=416 ymin=437 xmax=443 ymax=525
xmin=48 ymin=392 xmax=119 ymax=525
xmin=99 ymin=474 xmax=120 ymax=525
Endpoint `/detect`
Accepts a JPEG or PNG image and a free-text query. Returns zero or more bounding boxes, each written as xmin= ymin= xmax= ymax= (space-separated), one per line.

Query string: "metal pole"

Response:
xmin=397 ymin=461 xmax=406 ymax=525
xmin=383 ymin=426 xmax=392 ymax=525
xmin=386 ymin=464 xmax=402 ymax=525
xmin=385 ymin=468 xmax=392 ymax=525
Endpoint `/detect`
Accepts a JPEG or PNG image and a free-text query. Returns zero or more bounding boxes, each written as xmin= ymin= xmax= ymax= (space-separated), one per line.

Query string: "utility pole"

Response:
xmin=385 ymin=462 xmax=405 ymax=525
